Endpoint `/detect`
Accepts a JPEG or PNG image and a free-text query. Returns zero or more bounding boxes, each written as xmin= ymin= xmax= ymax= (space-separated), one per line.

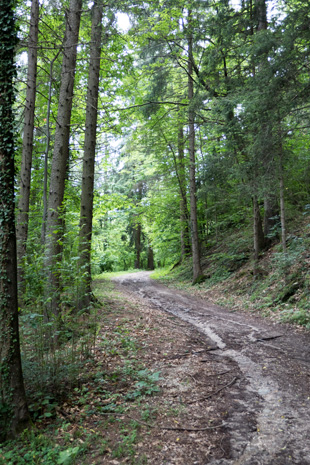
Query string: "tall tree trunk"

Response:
xmin=256 ymin=0 xmax=277 ymax=245
xmin=41 ymin=49 xmax=61 ymax=244
xmin=256 ymin=0 xmax=267 ymax=31
xmin=147 ymin=245 xmax=154 ymax=270
xmin=160 ymin=118 xmax=190 ymax=260
xmin=44 ymin=0 xmax=82 ymax=317
xmin=177 ymin=115 xmax=191 ymax=259
xmin=134 ymin=222 xmax=142 ymax=269
xmin=253 ymin=195 xmax=265 ymax=276
xmin=278 ymin=128 xmax=287 ymax=253
xmin=16 ymin=0 xmax=39 ymax=292
xmin=252 ymin=0 xmax=268 ymax=270
xmin=279 ymin=168 xmax=286 ymax=253
xmin=263 ymin=195 xmax=278 ymax=241
xmin=78 ymin=0 xmax=104 ymax=310
xmin=188 ymin=12 xmax=204 ymax=284
xmin=0 ymin=1 xmax=29 ymax=437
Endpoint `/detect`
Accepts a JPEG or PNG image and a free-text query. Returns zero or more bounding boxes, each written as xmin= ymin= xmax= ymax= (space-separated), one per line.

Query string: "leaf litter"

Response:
xmin=69 ymin=277 xmax=239 ymax=464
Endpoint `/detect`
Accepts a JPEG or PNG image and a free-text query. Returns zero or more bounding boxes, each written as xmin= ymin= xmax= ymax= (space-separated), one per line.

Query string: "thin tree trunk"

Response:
xmin=147 ymin=245 xmax=154 ymax=270
xmin=16 ymin=0 xmax=39 ymax=291
xmin=44 ymin=0 xmax=82 ymax=318
xmin=250 ymin=0 xmax=269 ymax=276
xmin=256 ymin=0 xmax=278 ymax=247
xmin=263 ymin=195 xmax=278 ymax=241
xmin=253 ymin=195 xmax=265 ymax=276
xmin=177 ymin=115 xmax=191 ymax=259
xmin=279 ymin=171 xmax=286 ymax=253
xmin=278 ymin=131 xmax=287 ymax=253
xmin=188 ymin=12 xmax=204 ymax=284
xmin=256 ymin=0 xmax=267 ymax=31
xmin=134 ymin=222 xmax=142 ymax=269
xmin=0 ymin=1 xmax=29 ymax=437
xmin=41 ymin=49 xmax=61 ymax=244
xmin=159 ymin=120 xmax=190 ymax=260
xmin=78 ymin=0 xmax=104 ymax=310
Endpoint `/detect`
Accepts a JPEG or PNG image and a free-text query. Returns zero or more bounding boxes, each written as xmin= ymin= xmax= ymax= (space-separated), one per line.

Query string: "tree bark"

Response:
xmin=134 ymin=222 xmax=142 ymax=269
xmin=256 ymin=0 xmax=273 ymax=244
xmin=278 ymin=129 xmax=287 ymax=253
xmin=279 ymin=169 xmax=286 ymax=253
xmin=78 ymin=0 xmax=104 ymax=310
xmin=16 ymin=0 xmax=39 ymax=292
xmin=44 ymin=0 xmax=82 ymax=317
xmin=177 ymin=115 xmax=191 ymax=259
xmin=253 ymin=195 xmax=265 ymax=276
xmin=252 ymin=0 xmax=268 ymax=271
xmin=41 ymin=49 xmax=61 ymax=244
xmin=263 ymin=195 xmax=278 ymax=240
xmin=0 ymin=1 xmax=29 ymax=438
xmin=160 ymin=119 xmax=190 ymax=260
xmin=256 ymin=0 xmax=267 ymax=31
xmin=188 ymin=12 xmax=204 ymax=284
xmin=147 ymin=245 xmax=155 ymax=270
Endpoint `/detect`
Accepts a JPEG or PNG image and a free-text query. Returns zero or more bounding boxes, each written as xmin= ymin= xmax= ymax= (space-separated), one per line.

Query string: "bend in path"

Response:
xmin=113 ymin=271 xmax=310 ymax=465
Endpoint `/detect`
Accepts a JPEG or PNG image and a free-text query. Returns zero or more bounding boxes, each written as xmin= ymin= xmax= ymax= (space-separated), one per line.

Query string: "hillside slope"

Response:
xmin=155 ymin=214 xmax=310 ymax=329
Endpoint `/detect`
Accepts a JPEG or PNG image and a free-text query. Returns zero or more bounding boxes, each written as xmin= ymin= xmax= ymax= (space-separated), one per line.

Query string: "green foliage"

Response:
xmin=1 ymin=279 xmax=163 ymax=462
xmin=125 ymin=368 xmax=161 ymax=400
xmin=272 ymin=235 xmax=309 ymax=280
xmin=112 ymin=427 xmax=137 ymax=459
xmin=0 ymin=430 xmax=80 ymax=465
xmin=281 ymin=307 xmax=310 ymax=329
xmin=150 ymin=266 xmax=173 ymax=279
xmin=19 ymin=300 xmax=99 ymax=423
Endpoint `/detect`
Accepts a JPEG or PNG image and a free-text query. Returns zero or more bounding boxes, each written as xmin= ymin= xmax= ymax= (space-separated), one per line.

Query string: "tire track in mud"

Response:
xmin=114 ymin=272 xmax=310 ymax=465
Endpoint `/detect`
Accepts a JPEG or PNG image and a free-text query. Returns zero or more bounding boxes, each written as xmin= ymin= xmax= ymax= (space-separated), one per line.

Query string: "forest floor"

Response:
xmin=3 ymin=270 xmax=310 ymax=465
xmin=75 ymin=275 xmax=234 ymax=464
xmin=105 ymin=271 xmax=310 ymax=465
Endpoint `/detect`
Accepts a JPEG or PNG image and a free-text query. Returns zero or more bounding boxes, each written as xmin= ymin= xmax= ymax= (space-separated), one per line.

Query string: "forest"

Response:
xmin=1 ymin=0 xmax=310 ymax=462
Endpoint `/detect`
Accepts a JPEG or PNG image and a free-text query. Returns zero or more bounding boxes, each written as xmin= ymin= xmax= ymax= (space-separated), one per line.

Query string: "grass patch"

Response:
xmin=94 ymin=269 xmax=141 ymax=280
xmin=150 ymin=266 xmax=173 ymax=280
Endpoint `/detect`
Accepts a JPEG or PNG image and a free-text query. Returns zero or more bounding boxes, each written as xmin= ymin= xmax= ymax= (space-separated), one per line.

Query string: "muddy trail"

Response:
xmin=113 ymin=271 xmax=310 ymax=465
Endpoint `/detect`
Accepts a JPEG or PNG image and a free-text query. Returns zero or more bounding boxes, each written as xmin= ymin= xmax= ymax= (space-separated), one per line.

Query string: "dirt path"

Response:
xmin=113 ymin=271 xmax=310 ymax=465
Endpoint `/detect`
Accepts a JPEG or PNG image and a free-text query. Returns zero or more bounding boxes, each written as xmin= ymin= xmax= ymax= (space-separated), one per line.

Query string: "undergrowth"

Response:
xmin=0 ymin=280 xmax=162 ymax=465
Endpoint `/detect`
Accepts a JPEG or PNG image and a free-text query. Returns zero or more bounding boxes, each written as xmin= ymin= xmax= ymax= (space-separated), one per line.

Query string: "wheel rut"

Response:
xmin=113 ymin=271 xmax=310 ymax=465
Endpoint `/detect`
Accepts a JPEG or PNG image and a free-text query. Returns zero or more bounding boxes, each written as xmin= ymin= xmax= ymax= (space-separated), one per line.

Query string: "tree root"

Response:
xmin=187 ymin=376 xmax=239 ymax=405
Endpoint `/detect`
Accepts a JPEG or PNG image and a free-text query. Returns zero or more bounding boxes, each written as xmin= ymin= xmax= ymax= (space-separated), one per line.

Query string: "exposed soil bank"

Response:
xmin=113 ymin=271 xmax=310 ymax=465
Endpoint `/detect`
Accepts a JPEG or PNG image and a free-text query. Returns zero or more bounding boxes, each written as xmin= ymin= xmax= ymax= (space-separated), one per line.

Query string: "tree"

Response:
xmin=16 ymin=0 xmax=39 ymax=292
xmin=78 ymin=0 xmax=104 ymax=310
xmin=177 ymin=114 xmax=191 ymax=259
xmin=187 ymin=10 xmax=204 ymax=284
xmin=41 ymin=48 xmax=61 ymax=244
xmin=0 ymin=0 xmax=29 ymax=437
xmin=44 ymin=0 xmax=82 ymax=317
